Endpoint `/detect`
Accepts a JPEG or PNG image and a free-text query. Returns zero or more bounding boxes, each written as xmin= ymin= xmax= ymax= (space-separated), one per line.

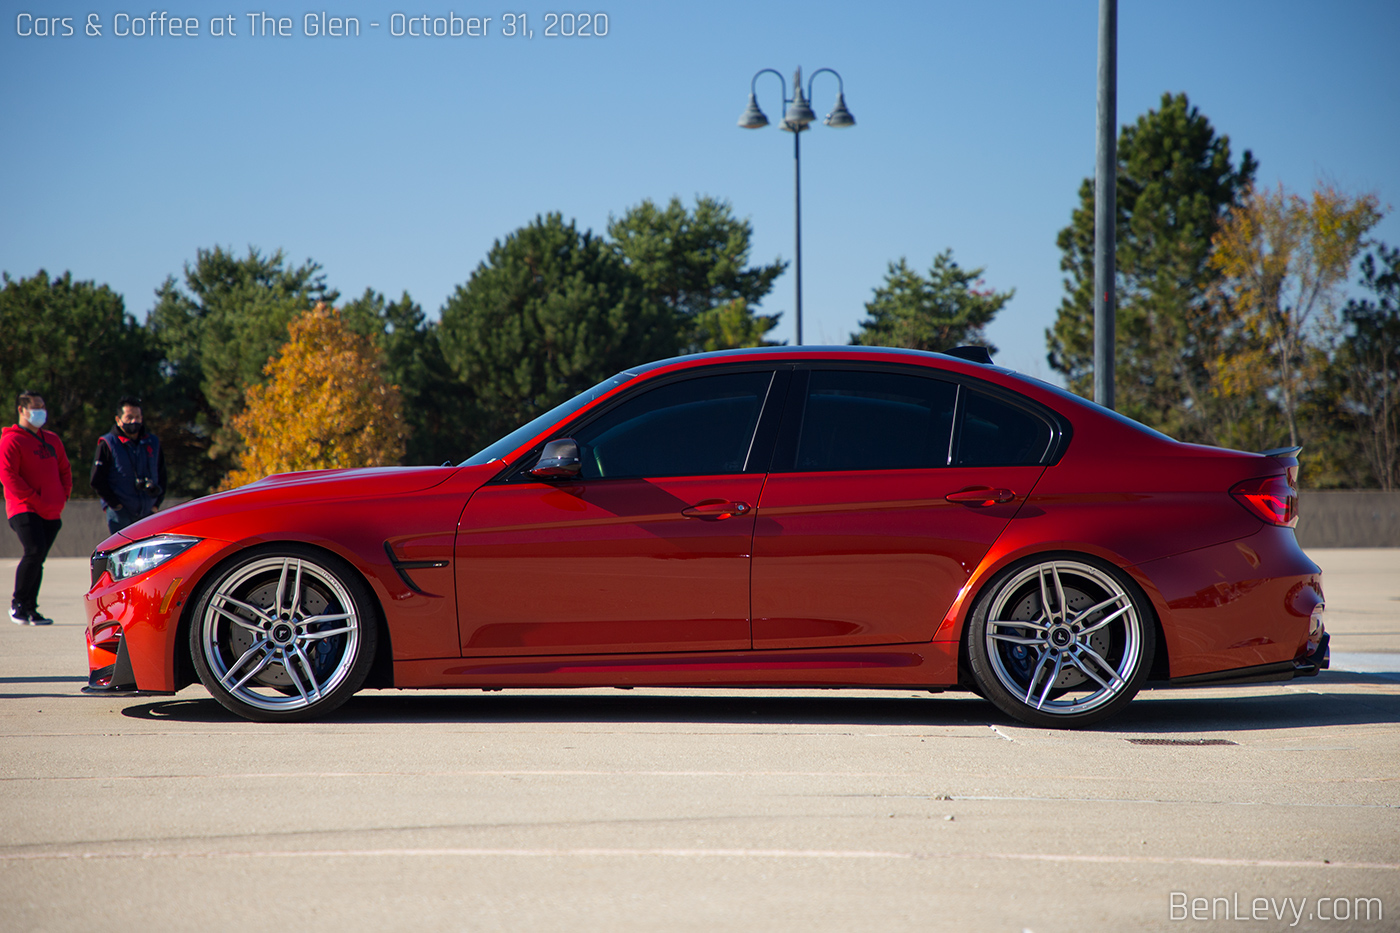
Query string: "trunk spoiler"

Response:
xmin=1259 ymin=446 xmax=1302 ymax=458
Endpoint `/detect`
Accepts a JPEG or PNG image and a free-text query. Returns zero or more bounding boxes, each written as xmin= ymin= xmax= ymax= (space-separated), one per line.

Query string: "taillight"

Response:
xmin=1230 ymin=474 xmax=1298 ymax=527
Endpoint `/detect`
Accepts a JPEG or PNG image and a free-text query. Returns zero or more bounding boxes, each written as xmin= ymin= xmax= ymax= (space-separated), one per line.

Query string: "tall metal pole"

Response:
xmin=793 ymin=125 xmax=803 ymax=346
xmin=1094 ymin=0 xmax=1117 ymax=409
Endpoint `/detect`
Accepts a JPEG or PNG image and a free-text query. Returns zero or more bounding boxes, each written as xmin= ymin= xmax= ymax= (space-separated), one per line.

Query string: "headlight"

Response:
xmin=107 ymin=535 xmax=200 ymax=581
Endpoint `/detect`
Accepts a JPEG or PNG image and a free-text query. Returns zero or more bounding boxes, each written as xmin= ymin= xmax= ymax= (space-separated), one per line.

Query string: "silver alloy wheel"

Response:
xmin=980 ymin=559 xmax=1146 ymax=718
xmin=197 ymin=556 xmax=362 ymax=714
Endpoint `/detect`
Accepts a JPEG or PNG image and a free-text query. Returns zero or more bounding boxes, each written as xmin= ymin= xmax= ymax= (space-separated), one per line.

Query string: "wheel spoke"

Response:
xmin=1068 ymin=649 xmax=1115 ymax=692
xmin=282 ymin=652 xmax=310 ymax=702
xmin=992 ymin=616 xmax=1048 ymax=633
xmin=274 ymin=560 xmax=291 ymax=615
xmin=989 ymin=632 xmax=1043 ymax=646
xmin=1036 ymin=653 xmax=1066 ymax=710
xmin=1037 ymin=567 xmax=1057 ymax=623
xmin=290 ymin=560 xmax=304 ymax=617
xmin=300 ymin=624 xmax=354 ymax=641
xmin=1049 ymin=564 xmax=1068 ymax=624
xmin=1077 ymin=642 xmax=1125 ymax=687
xmin=223 ymin=645 xmax=273 ymax=691
xmin=1022 ymin=649 xmax=1053 ymax=706
xmin=299 ymin=611 xmax=353 ymax=627
xmin=212 ymin=603 xmax=267 ymax=633
xmin=293 ymin=645 xmax=323 ymax=698
xmin=211 ymin=593 xmax=274 ymax=624
xmin=1079 ymin=604 xmax=1131 ymax=635
xmin=1069 ymin=592 xmax=1128 ymax=628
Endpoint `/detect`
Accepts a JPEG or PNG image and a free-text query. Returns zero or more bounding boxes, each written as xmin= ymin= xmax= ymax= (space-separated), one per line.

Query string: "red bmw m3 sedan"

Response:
xmin=83 ymin=346 xmax=1327 ymax=726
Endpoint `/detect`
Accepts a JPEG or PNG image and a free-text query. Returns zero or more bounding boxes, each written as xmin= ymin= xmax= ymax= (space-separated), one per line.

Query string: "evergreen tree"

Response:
xmin=340 ymin=288 xmax=474 ymax=465
xmin=148 ymin=246 xmax=337 ymax=488
xmin=1047 ymin=92 xmax=1256 ymax=439
xmin=0 ymin=270 xmax=161 ymax=497
xmin=609 ymin=196 xmax=785 ymax=351
xmin=851 ymin=251 xmax=1012 ymax=353
xmin=438 ymin=213 xmax=675 ymax=443
xmin=1335 ymin=244 xmax=1400 ymax=489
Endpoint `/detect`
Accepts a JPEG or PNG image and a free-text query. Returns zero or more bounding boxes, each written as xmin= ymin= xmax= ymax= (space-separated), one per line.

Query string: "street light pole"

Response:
xmin=739 ymin=67 xmax=855 ymax=346
xmin=1094 ymin=0 xmax=1117 ymax=409
xmin=792 ymin=118 xmax=803 ymax=345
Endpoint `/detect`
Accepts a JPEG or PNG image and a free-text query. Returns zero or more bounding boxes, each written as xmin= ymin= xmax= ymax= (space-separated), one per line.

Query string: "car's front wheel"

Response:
xmin=190 ymin=546 xmax=378 ymax=722
xmin=965 ymin=554 xmax=1154 ymax=728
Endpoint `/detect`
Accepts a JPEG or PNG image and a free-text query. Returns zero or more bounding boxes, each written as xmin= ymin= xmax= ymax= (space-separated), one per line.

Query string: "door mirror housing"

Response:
xmin=530 ymin=438 xmax=582 ymax=479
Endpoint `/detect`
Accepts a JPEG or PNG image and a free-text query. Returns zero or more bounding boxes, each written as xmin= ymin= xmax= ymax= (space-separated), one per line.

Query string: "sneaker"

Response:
xmin=28 ymin=608 xmax=53 ymax=625
xmin=9 ymin=607 xmax=31 ymax=625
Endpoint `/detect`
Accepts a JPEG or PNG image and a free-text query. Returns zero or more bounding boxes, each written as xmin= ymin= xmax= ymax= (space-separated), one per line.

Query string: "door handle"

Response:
xmin=945 ymin=486 xmax=1016 ymax=507
xmin=681 ymin=500 xmax=751 ymax=520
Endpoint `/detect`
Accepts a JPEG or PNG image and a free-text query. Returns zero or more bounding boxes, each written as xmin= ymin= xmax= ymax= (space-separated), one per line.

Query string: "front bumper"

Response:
xmin=83 ymin=537 xmax=228 ymax=693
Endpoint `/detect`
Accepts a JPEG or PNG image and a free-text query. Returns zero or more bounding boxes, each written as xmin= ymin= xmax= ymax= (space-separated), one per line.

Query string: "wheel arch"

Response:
xmin=173 ymin=538 xmax=395 ymax=692
xmin=953 ymin=544 xmax=1170 ymax=687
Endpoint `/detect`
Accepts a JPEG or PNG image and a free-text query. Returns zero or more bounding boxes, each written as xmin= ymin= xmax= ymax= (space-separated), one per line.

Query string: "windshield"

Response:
xmin=459 ymin=371 xmax=640 ymax=466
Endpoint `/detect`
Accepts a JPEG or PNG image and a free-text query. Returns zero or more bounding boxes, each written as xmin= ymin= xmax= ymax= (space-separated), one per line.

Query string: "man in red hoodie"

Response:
xmin=1 ymin=391 xmax=72 ymax=625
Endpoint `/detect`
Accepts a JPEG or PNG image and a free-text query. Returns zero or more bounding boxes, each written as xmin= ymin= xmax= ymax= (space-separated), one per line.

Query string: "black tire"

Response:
xmin=965 ymin=553 xmax=1154 ymax=728
xmin=189 ymin=545 xmax=378 ymax=722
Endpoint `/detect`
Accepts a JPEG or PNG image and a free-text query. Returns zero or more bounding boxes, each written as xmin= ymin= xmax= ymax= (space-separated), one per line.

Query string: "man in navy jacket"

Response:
xmin=90 ymin=396 xmax=167 ymax=536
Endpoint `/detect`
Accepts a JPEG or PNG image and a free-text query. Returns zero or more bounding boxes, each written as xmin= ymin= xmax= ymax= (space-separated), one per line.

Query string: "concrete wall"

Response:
xmin=0 ymin=500 xmax=188 ymax=559
xmin=1295 ymin=490 xmax=1400 ymax=548
xmin=3 ymin=490 xmax=1397 ymax=560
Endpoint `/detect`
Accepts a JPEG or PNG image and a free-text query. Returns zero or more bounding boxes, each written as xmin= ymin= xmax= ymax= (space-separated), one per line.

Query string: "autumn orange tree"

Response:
xmin=1208 ymin=185 xmax=1383 ymax=453
xmin=222 ymin=304 xmax=407 ymax=489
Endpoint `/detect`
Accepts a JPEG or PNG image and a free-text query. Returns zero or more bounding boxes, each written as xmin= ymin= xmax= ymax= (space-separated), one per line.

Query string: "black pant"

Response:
xmin=9 ymin=512 xmax=62 ymax=613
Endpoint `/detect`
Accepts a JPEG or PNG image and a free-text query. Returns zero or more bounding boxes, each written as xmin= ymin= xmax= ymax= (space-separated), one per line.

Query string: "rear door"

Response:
xmin=750 ymin=367 xmax=1052 ymax=649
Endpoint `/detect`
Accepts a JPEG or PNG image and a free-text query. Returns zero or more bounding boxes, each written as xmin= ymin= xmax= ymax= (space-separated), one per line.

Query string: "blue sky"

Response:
xmin=3 ymin=1 xmax=1398 ymax=382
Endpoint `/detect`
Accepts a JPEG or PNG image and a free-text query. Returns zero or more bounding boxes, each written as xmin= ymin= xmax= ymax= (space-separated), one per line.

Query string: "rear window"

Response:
xmin=955 ymin=391 xmax=1053 ymax=466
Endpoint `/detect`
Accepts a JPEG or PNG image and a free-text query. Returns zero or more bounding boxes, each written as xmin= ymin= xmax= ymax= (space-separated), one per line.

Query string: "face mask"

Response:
xmin=26 ymin=409 xmax=47 ymax=428
xmin=120 ymin=422 xmax=142 ymax=437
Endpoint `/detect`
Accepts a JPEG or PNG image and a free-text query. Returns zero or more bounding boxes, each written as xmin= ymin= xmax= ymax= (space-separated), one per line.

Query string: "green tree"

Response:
xmin=851 ymin=251 xmax=1012 ymax=352
xmin=438 ymin=213 xmax=675 ymax=442
xmin=341 ymin=288 xmax=476 ymax=465
xmin=1048 ymin=92 xmax=1257 ymax=439
xmin=148 ymin=246 xmax=337 ymax=487
xmin=0 ymin=270 xmax=162 ymax=497
xmin=609 ymin=195 xmax=785 ymax=351
xmin=1335 ymin=244 xmax=1400 ymax=489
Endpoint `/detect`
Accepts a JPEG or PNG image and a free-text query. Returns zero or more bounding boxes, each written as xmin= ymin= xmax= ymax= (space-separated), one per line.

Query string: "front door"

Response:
xmin=456 ymin=369 xmax=779 ymax=657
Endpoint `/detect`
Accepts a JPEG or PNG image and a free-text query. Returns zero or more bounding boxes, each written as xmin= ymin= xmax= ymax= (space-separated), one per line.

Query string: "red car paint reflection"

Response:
xmin=83 ymin=346 xmax=1326 ymax=727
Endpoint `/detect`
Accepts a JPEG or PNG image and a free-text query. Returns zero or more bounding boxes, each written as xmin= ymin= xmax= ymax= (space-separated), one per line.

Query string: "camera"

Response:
xmin=137 ymin=477 xmax=162 ymax=496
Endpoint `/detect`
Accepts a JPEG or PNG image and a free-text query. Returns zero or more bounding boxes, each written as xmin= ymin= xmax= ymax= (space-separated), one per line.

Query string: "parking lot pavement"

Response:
xmin=2 ymin=553 xmax=1397 ymax=932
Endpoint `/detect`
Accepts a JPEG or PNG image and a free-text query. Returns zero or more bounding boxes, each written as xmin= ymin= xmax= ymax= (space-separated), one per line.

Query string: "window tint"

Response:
xmin=794 ymin=370 xmax=957 ymax=472
xmin=956 ymin=391 xmax=1052 ymax=466
xmin=574 ymin=371 xmax=773 ymax=479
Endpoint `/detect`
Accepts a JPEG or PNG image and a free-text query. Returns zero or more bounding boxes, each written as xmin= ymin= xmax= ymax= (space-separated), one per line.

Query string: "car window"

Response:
xmin=574 ymin=371 xmax=774 ymax=479
xmin=793 ymin=370 xmax=958 ymax=472
xmin=956 ymin=390 xmax=1053 ymax=466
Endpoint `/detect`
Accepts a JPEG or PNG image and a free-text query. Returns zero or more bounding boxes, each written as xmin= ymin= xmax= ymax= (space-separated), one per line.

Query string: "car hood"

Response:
xmin=102 ymin=465 xmax=478 ymax=548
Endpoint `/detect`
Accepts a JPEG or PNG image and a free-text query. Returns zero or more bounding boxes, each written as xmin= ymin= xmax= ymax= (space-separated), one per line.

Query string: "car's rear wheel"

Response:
xmin=965 ymin=555 xmax=1153 ymax=728
xmin=190 ymin=546 xmax=377 ymax=722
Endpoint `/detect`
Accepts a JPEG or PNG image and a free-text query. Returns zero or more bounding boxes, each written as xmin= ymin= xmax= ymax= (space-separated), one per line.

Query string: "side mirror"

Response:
xmin=530 ymin=437 xmax=582 ymax=479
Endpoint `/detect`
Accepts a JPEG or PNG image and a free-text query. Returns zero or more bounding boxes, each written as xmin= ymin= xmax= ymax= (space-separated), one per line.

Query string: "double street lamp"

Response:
xmin=738 ymin=67 xmax=855 ymax=346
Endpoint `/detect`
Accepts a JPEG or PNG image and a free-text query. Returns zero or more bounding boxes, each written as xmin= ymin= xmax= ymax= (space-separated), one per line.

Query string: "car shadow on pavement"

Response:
xmin=118 ymin=672 xmax=1400 ymax=732
xmin=0 ymin=674 xmax=96 ymax=700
